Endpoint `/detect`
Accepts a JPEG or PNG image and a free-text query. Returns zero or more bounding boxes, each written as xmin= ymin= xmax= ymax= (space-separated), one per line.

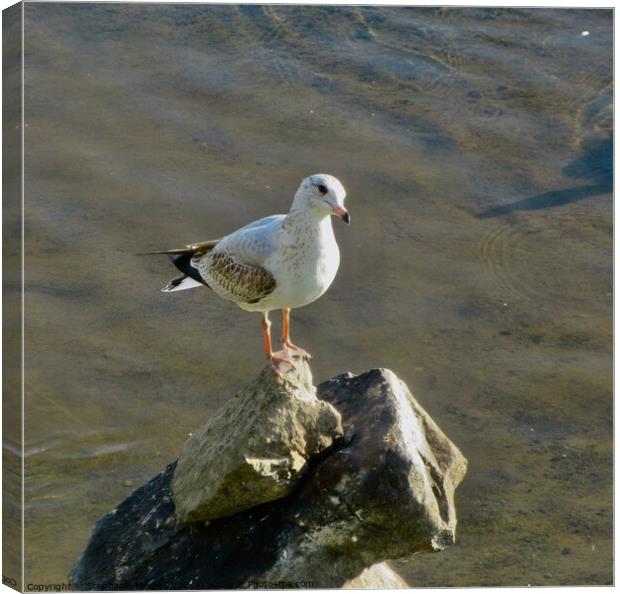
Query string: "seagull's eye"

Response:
xmin=316 ymin=184 xmax=328 ymax=195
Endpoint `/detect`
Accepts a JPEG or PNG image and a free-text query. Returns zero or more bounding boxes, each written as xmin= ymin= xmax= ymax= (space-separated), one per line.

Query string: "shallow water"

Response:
xmin=19 ymin=4 xmax=612 ymax=586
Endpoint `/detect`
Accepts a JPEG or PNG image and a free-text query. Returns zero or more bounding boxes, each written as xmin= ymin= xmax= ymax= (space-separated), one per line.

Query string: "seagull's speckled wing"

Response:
xmin=191 ymin=214 xmax=284 ymax=305
xmin=197 ymin=251 xmax=276 ymax=304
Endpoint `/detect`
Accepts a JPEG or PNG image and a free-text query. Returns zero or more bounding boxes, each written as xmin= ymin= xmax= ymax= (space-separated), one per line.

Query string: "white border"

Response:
xmin=0 ymin=2 xmax=615 ymax=593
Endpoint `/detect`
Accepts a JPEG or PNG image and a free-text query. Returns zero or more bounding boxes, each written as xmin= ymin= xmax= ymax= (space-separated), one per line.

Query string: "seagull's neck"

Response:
xmin=280 ymin=203 xmax=335 ymax=251
xmin=285 ymin=200 xmax=332 ymax=230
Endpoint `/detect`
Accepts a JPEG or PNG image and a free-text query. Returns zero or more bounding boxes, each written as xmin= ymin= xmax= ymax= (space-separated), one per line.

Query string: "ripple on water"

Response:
xmin=24 ymin=429 xmax=145 ymax=461
xmin=351 ymin=7 xmax=469 ymax=101
xmin=477 ymin=210 xmax=611 ymax=306
xmin=571 ymin=81 xmax=612 ymax=153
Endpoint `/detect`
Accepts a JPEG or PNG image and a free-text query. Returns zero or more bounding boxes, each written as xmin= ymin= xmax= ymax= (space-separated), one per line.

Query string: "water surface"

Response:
xmin=21 ymin=5 xmax=612 ymax=586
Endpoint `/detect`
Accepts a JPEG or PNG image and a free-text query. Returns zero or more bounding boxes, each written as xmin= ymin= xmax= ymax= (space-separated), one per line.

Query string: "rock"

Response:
xmin=70 ymin=366 xmax=467 ymax=590
xmin=343 ymin=563 xmax=408 ymax=588
xmin=172 ymin=358 xmax=343 ymax=523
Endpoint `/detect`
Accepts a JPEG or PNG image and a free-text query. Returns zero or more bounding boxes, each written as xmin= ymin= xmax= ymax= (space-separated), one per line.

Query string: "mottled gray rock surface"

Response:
xmin=172 ymin=360 xmax=343 ymax=522
xmin=70 ymin=364 xmax=467 ymax=590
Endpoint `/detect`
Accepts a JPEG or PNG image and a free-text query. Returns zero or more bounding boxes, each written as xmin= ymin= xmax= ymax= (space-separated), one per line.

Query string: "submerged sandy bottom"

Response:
xmin=18 ymin=5 xmax=611 ymax=586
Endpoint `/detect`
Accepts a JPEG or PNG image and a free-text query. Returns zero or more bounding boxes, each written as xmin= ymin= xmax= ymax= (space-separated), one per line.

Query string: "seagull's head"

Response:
xmin=295 ymin=174 xmax=350 ymax=224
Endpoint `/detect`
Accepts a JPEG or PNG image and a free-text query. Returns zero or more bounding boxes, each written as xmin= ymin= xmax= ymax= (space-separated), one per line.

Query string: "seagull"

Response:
xmin=142 ymin=174 xmax=350 ymax=374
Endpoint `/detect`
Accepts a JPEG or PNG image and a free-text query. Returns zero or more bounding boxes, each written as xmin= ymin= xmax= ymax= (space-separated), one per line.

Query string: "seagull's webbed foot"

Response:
xmin=269 ymin=350 xmax=296 ymax=377
xmin=282 ymin=341 xmax=312 ymax=360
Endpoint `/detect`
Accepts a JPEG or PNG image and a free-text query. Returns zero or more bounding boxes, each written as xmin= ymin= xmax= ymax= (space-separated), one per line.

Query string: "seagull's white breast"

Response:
xmin=243 ymin=213 xmax=340 ymax=312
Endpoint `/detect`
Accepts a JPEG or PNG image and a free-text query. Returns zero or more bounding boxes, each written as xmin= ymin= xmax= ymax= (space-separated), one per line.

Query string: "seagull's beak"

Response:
xmin=332 ymin=206 xmax=350 ymax=225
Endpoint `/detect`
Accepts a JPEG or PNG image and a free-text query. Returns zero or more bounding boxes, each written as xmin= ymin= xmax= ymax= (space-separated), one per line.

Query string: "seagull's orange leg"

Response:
xmin=262 ymin=312 xmax=294 ymax=374
xmin=261 ymin=312 xmax=274 ymax=357
xmin=280 ymin=308 xmax=312 ymax=360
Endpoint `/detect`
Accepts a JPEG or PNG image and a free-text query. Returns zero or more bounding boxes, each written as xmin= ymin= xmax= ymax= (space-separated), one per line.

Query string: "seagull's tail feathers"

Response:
xmin=166 ymin=252 xmax=210 ymax=288
xmin=138 ymin=239 xmax=220 ymax=292
xmin=137 ymin=239 xmax=221 ymax=257
xmin=162 ymin=276 xmax=203 ymax=292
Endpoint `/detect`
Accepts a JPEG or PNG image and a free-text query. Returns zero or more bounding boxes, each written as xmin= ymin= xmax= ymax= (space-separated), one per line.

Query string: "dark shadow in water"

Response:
xmin=476 ymin=137 xmax=612 ymax=219
xmin=475 ymin=183 xmax=611 ymax=219
xmin=563 ymin=137 xmax=612 ymax=184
